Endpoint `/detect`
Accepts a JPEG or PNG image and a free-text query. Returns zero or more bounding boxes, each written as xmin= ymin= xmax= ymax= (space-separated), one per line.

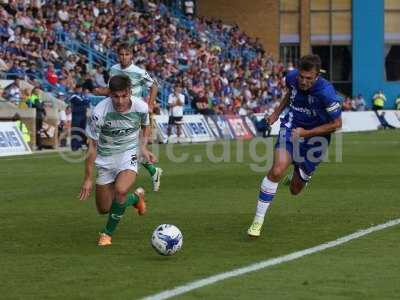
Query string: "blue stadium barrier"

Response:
xmin=3 ymin=4 xmax=256 ymax=112
xmin=55 ymin=30 xmax=117 ymax=69
xmin=55 ymin=30 xmax=173 ymax=109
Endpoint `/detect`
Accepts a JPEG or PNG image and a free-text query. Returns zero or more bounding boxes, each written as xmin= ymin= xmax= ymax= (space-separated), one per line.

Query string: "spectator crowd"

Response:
xmin=0 ymin=0 xmax=289 ymax=116
xmin=0 ymin=0 xmax=398 ymax=147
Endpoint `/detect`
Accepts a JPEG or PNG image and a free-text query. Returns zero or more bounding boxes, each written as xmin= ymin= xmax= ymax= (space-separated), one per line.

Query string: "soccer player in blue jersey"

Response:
xmin=248 ymin=54 xmax=342 ymax=237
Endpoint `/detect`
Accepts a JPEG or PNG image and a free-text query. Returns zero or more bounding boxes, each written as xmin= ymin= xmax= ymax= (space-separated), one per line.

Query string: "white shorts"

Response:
xmin=95 ymin=149 xmax=138 ymax=185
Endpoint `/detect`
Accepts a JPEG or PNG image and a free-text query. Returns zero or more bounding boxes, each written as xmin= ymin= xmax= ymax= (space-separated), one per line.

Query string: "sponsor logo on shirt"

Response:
xmin=326 ymin=102 xmax=340 ymax=113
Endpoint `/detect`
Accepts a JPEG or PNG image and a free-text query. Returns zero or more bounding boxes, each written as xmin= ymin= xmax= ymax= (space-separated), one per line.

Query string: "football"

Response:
xmin=151 ymin=224 xmax=183 ymax=256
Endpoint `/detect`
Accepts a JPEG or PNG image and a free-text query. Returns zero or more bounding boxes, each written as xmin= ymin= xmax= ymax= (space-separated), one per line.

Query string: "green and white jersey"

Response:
xmin=86 ymin=97 xmax=150 ymax=157
xmin=109 ymin=63 xmax=156 ymax=97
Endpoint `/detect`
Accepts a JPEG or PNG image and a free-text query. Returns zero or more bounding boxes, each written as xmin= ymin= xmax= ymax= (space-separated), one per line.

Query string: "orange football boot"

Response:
xmin=97 ymin=233 xmax=112 ymax=246
xmin=133 ymin=187 xmax=146 ymax=215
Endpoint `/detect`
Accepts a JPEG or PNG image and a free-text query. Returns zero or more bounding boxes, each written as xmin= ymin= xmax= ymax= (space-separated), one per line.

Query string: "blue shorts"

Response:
xmin=275 ymin=126 xmax=331 ymax=181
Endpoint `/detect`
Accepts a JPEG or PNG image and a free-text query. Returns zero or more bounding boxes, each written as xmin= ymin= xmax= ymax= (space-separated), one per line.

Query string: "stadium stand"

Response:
xmin=0 ymin=0 xmax=289 ymax=117
xmin=3 ymin=0 xmax=387 ymax=149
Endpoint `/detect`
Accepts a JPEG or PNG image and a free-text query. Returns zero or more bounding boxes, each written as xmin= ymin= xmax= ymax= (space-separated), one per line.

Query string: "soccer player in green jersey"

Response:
xmin=80 ymin=75 xmax=157 ymax=246
xmin=95 ymin=43 xmax=163 ymax=192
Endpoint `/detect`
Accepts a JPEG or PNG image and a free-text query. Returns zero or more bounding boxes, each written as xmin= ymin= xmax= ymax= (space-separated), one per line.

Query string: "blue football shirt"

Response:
xmin=281 ymin=70 xmax=342 ymax=130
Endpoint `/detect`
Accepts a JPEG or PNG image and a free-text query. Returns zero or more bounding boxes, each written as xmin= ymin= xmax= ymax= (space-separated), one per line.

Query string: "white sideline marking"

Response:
xmin=142 ymin=218 xmax=400 ymax=300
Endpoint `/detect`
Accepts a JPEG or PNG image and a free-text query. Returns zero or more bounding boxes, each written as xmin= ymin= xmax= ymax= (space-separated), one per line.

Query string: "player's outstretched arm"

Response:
xmin=79 ymin=138 xmax=97 ymax=201
xmin=93 ymin=87 xmax=111 ymax=96
xmin=140 ymin=125 xmax=157 ymax=164
xmin=268 ymin=91 xmax=290 ymax=125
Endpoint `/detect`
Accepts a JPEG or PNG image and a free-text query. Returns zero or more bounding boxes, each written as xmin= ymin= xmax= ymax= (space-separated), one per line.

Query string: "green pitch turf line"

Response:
xmin=142 ymin=218 xmax=400 ymax=300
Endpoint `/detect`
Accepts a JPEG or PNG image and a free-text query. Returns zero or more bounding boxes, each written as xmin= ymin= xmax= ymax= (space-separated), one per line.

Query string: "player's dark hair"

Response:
xmin=109 ymin=75 xmax=131 ymax=92
xmin=117 ymin=42 xmax=132 ymax=53
xmin=299 ymin=54 xmax=321 ymax=73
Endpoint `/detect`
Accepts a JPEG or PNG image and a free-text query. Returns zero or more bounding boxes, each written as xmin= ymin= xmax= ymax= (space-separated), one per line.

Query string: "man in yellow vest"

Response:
xmin=396 ymin=95 xmax=400 ymax=110
xmin=13 ymin=114 xmax=31 ymax=145
xmin=26 ymin=90 xmax=40 ymax=107
xmin=372 ymin=90 xmax=386 ymax=111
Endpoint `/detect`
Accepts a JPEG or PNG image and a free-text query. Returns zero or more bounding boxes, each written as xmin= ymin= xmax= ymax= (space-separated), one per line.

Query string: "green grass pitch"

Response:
xmin=0 ymin=130 xmax=399 ymax=299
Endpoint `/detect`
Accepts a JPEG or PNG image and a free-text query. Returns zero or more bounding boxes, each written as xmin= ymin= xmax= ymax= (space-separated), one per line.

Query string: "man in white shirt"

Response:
xmin=5 ymin=79 xmax=21 ymax=105
xmin=184 ymin=0 xmax=195 ymax=16
xmin=167 ymin=85 xmax=185 ymax=142
xmin=80 ymin=75 xmax=156 ymax=246
xmin=352 ymin=94 xmax=366 ymax=111
xmin=57 ymin=8 xmax=69 ymax=23
xmin=94 ymin=43 xmax=162 ymax=192
xmin=94 ymin=67 xmax=107 ymax=88
xmin=58 ymin=107 xmax=67 ymax=147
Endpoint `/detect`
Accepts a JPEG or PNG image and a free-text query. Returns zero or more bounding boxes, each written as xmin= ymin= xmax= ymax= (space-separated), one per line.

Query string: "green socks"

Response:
xmin=102 ymin=193 xmax=139 ymax=236
xmin=141 ymin=162 xmax=157 ymax=176
xmin=126 ymin=193 xmax=139 ymax=206
xmin=102 ymin=200 xmax=126 ymax=236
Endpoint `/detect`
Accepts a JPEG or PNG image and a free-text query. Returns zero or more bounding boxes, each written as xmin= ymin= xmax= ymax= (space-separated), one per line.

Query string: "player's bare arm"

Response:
xmin=292 ymin=117 xmax=342 ymax=139
xmin=148 ymin=83 xmax=158 ymax=112
xmin=140 ymin=125 xmax=157 ymax=164
xmin=267 ymin=91 xmax=290 ymax=125
xmin=93 ymin=87 xmax=111 ymax=96
xmin=79 ymin=138 xmax=97 ymax=201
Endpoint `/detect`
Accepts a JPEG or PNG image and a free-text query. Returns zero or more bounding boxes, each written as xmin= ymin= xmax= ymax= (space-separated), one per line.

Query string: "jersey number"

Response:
xmin=131 ymin=154 xmax=137 ymax=166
